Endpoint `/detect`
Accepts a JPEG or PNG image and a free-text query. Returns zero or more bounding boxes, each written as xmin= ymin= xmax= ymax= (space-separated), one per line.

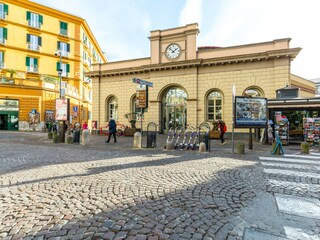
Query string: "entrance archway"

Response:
xmin=161 ymin=87 xmax=187 ymax=132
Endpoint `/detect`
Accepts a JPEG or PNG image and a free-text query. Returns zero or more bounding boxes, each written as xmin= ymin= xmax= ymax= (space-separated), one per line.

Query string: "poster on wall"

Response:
xmin=55 ymin=98 xmax=70 ymax=121
xmin=28 ymin=112 xmax=40 ymax=124
xmin=235 ymin=96 xmax=267 ymax=128
xmin=45 ymin=110 xmax=54 ymax=122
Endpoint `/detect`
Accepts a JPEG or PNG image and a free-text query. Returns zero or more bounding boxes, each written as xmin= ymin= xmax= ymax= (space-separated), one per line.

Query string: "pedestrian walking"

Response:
xmin=105 ymin=118 xmax=117 ymax=143
xmin=218 ymin=120 xmax=227 ymax=145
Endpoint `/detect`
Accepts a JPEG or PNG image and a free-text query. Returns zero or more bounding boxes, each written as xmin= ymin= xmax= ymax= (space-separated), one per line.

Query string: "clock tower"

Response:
xmin=149 ymin=23 xmax=199 ymax=64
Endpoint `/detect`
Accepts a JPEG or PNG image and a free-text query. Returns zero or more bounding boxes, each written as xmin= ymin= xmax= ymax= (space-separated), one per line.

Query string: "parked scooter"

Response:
xmin=190 ymin=128 xmax=200 ymax=150
xmin=179 ymin=128 xmax=190 ymax=150
xmin=186 ymin=127 xmax=196 ymax=150
xmin=163 ymin=127 xmax=173 ymax=149
xmin=174 ymin=128 xmax=183 ymax=149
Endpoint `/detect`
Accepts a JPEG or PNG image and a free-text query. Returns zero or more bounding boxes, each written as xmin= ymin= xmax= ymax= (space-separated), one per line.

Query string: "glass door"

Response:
xmin=8 ymin=112 xmax=19 ymax=131
xmin=165 ymin=103 xmax=186 ymax=131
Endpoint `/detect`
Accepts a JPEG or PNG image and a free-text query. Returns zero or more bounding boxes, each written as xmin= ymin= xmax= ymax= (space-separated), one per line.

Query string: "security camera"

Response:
xmin=54 ymin=51 xmax=59 ymax=56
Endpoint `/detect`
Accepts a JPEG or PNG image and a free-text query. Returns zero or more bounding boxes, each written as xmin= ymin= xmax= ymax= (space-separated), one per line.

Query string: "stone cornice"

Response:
xmin=87 ymin=48 xmax=301 ymax=78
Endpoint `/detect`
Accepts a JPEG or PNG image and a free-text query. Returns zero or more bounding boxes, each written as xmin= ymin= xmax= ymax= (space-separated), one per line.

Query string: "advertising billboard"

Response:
xmin=235 ymin=96 xmax=267 ymax=128
xmin=55 ymin=98 xmax=69 ymax=121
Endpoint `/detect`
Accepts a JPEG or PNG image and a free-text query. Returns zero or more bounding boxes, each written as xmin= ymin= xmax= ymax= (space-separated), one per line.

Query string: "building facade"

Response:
xmin=88 ymin=23 xmax=314 ymax=133
xmin=0 ymin=0 xmax=107 ymax=131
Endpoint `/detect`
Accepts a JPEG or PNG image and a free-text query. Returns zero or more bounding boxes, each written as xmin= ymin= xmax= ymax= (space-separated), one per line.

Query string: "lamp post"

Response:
xmin=56 ymin=50 xmax=66 ymax=143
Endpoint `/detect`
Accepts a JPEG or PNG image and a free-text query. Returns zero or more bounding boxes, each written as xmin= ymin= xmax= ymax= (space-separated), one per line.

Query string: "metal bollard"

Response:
xmin=81 ymin=129 xmax=89 ymax=146
xmin=133 ymin=132 xmax=142 ymax=149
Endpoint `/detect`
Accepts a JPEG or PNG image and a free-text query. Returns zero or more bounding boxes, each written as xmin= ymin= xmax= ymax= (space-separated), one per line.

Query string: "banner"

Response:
xmin=55 ymin=98 xmax=69 ymax=121
xmin=234 ymin=96 xmax=267 ymax=128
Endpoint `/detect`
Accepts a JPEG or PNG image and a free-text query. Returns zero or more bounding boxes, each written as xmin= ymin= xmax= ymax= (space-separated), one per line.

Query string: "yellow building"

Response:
xmin=0 ymin=0 xmax=107 ymax=131
xmin=88 ymin=23 xmax=315 ymax=134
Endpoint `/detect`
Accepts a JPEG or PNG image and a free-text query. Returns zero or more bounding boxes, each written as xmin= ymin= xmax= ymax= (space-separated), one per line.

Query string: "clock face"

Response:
xmin=166 ymin=43 xmax=181 ymax=59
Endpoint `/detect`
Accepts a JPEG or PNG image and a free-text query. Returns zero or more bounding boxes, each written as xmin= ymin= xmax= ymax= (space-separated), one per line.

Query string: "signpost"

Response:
xmin=132 ymin=78 xmax=153 ymax=139
xmin=132 ymin=78 xmax=153 ymax=87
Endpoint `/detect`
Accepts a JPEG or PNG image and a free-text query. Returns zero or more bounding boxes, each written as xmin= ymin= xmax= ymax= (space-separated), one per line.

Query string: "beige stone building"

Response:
xmin=88 ymin=23 xmax=314 ymax=133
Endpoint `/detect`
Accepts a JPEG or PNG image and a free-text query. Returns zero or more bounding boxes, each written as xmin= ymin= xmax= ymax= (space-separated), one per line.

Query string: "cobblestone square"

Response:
xmin=0 ymin=132 xmax=319 ymax=239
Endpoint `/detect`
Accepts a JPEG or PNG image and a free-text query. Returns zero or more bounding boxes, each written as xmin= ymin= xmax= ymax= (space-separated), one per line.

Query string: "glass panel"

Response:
xmin=163 ymin=88 xmax=187 ymax=132
xmin=207 ymin=91 xmax=223 ymax=121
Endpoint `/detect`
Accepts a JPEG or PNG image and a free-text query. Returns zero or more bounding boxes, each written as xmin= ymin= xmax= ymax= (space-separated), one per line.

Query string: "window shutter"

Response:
xmin=56 ymin=62 xmax=60 ymax=71
xmin=26 ymin=34 xmax=30 ymax=43
xmin=34 ymin=58 xmax=38 ymax=66
xmin=26 ymin=11 xmax=31 ymax=20
xmin=3 ymin=28 xmax=7 ymax=39
xmin=57 ymin=41 xmax=60 ymax=50
xmin=4 ymin=4 xmax=8 ymax=15
xmin=26 ymin=57 xmax=30 ymax=67
xmin=60 ymin=21 xmax=63 ymax=29
xmin=38 ymin=36 xmax=42 ymax=46
xmin=64 ymin=22 xmax=68 ymax=31
xmin=67 ymin=43 xmax=70 ymax=52
xmin=39 ymin=15 xmax=43 ymax=24
xmin=66 ymin=64 xmax=70 ymax=73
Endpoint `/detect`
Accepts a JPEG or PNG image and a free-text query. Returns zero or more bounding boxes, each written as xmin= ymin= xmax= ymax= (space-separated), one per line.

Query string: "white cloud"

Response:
xmin=179 ymin=0 xmax=203 ymax=26
xmin=199 ymin=0 xmax=320 ymax=79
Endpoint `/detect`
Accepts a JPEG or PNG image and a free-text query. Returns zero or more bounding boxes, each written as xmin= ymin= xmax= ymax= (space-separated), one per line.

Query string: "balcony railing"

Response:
xmin=0 ymin=12 xmax=6 ymax=20
xmin=59 ymin=29 xmax=68 ymax=37
xmin=27 ymin=43 xmax=40 ymax=51
xmin=28 ymin=20 xmax=41 ymax=29
xmin=27 ymin=66 xmax=39 ymax=74
xmin=0 ymin=38 xmax=6 ymax=45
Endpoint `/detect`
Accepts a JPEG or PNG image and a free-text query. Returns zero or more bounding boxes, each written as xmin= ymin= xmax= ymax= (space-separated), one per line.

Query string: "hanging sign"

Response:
xmin=136 ymin=85 xmax=148 ymax=108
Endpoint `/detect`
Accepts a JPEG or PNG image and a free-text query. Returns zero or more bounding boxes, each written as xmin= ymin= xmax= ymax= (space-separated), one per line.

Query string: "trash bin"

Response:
xmin=147 ymin=122 xmax=157 ymax=148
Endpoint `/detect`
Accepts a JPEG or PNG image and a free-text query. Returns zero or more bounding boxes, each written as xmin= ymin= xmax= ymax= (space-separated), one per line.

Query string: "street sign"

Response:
xmin=136 ymin=85 xmax=148 ymax=108
xmin=132 ymin=78 xmax=153 ymax=87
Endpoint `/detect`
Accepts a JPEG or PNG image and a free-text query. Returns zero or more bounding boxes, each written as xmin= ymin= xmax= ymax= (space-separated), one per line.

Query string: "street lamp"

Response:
xmin=55 ymin=50 xmax=66 ymax=143
xmin=55 ymin=50 xmax=64 ymax=98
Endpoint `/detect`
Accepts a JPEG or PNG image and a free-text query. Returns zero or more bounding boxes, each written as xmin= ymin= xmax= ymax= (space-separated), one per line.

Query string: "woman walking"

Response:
xmin=218 ymin=120 xmax=227 ymax=145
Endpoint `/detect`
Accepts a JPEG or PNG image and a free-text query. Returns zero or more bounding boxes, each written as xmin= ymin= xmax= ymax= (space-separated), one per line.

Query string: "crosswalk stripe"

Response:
xmin=263 ymin=168 xmax=320 ymax=179
xmin=259 ymin=156 xmax=320 ymax=165
xmin=283 ymin=154 xmax=320 ymax=160
xmin=261 ymin=162 xmax=320 ymax=172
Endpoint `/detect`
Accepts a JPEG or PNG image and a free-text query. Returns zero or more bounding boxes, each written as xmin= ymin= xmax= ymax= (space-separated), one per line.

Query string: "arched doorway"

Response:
xmin=161 ymin=87 xmax=187 ymax=132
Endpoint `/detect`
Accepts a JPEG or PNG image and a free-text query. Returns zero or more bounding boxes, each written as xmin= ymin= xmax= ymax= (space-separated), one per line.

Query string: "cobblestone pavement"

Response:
xmin=0 ymin=131 xmax=319 ymax=240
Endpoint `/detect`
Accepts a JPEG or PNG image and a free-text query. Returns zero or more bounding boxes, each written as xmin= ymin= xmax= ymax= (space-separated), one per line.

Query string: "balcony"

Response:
xmin=0 ymin=12 xmax=6 ymax=21
xmin=59 ymin=29 xmax=68 ymax=37
xmin=27 ymin=43 xmax=40 ymax=52
xmin=27 ymin=66 xmax=39 ymax=74
xmin=28 ymin=20 xmax=41 ymax=29
xmin=0 ymin=38 xmax=6 ymax=45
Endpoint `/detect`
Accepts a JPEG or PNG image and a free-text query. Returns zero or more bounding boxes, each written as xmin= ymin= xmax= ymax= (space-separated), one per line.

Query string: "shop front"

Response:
xmin=268 ymin=98 xmax=320 ymax=144
xmin=0 ymin=99 xmax=19 ymax=131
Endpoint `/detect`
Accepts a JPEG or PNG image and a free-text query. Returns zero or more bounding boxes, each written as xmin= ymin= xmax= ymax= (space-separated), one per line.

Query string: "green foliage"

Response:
xmin=53 ymin=134 xmax=58 ymax=143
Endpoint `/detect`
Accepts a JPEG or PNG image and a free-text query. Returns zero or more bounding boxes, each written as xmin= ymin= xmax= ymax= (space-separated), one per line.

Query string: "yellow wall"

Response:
xmin=0 ymin=0 xmax=106 ymax=130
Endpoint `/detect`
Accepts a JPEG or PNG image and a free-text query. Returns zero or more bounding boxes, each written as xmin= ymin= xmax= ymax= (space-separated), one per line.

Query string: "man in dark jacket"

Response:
xmin=105 ymin=118 xmax=117 ymax=143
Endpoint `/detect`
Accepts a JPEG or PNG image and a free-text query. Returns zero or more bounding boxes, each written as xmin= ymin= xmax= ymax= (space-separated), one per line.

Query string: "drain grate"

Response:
xmin=275 ymin=194 xmax=320 ymax=219
xmin=244 ymin=228 xmax=288 ymax=240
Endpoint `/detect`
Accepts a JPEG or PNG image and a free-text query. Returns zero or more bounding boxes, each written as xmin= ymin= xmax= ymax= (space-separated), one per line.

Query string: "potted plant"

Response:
xmin=124 ymin=113 xmax=137 ymax=136
xmin=6 ymin=69 xmax=17 ymax=78
xmin=209 ymin=120 xmax=220 ymax=139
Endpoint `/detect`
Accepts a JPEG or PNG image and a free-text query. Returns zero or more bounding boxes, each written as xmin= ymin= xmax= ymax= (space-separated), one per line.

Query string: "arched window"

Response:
xmin=162 ymin=87 xmax=187 ymax=131
xmin=207 ymin=90 xmax=223 ymax=121
xmin=105 ymin=96 xmax=118 ymax=121
xmin=243 ymin=87 xmax=264 ymax=97
xmin=131 ymin=95 xmax=136 ymax=113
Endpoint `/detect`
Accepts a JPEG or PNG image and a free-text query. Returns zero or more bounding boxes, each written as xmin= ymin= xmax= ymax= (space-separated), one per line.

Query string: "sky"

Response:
xmin=33 ymin=0 xmax=320 ymax=80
